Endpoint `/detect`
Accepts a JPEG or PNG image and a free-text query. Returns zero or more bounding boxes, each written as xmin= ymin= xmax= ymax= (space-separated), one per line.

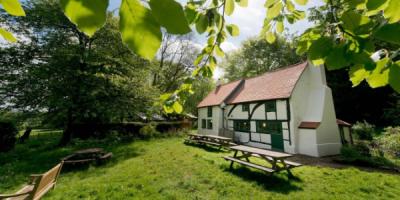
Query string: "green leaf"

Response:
xmin=163 ymin=105 xmax=174 ymax=113
xmin=294 ymin=0 xmax=308 ymax=5
xmin=184 ymin=6 xmax=198 ymax=24
xmin=60 ymin=0 xmax=108 ymax=37
xmin=308 ymin=37 xmax=333 ymax=65
xmin=195 ymin=14 xmax=208 ymax=34
xmin=325 ymin=45 xmax=350 ymax=70
xmin=340 ymin=10 xmax=373 ymax=36
xmin=149 ymin=0 xmax=191 ymax=34
xmin=267 ymin=1 xmax=282 ymax=19
xmin=349 ymin=64 xmax=369 ymax=87
xmin=266 ymin=31 xmax=276 ymax=43
xmin=375 ymin=23 xmax=400 ymax=45
xmin=265 ymin=0 xmax=278 ymax=8
xmin=173 ymin=101 xmax=183 ymax=113
xmin=225 ymin=0 xmax=235 ymax=16
xmin=366 ymin=0 xmax=389 ymax=16
xmin=292 ymin=10 xmax=306 ymax=20
xmin=366 ymin=57 xmax=390 ymax=88
xmin=276 ymin=21 xmax=284 ymax=33
xmin=119 ymin=0 xmax=162 ymax=60
xmin=286 ymin=0 xmax=295 ymax=12
xmin=384 ymin=0 xmax=400 ymax=23
xmin=347 ymin=0 xmax=367 ymax=10
xmin=389 ymin=61 xmax=400 ymax=92
xmin=226 ymin=24 xmax=239 ymax=36
xmin=0 ymin=0 xmax=25 ymax=16
xmin=237 ymin=0 xmax=248 ymax=7
xmin=215 ymin=45 xmax=225 ymax=57
xmin=0 ymin=28 xmax=17 ymax=42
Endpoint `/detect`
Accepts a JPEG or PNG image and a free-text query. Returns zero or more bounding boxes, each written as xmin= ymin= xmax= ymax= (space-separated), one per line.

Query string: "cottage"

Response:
xmin=197 ymin=62 xmax=351 ymax=157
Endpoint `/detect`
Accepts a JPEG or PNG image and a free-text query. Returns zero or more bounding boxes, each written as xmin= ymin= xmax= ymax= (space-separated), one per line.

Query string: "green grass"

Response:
xmin=1 ymin=130 xmax=400 ymax=199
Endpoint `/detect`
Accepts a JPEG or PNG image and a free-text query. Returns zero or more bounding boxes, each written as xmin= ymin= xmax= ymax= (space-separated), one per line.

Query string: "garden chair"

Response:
xmin=0 ymin=162 xmax=63 ymax=200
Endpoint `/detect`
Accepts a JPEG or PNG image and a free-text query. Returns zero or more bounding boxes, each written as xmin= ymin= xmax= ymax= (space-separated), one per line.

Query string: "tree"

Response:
xmin=222 ymin=36 xmax=303 ymax=81
xmin=0 ymin=0 xmax=157 ymax=145
xmin=2 ymin=0 xmax=400 ymax=114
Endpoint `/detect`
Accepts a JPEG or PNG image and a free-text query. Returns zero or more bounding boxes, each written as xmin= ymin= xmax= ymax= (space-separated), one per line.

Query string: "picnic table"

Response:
xmin=62 ymin=148 xmax=113 ymax=167
xmin=224 ymin=145 xmax=302 ymax=177
xmin=185 ymin=133 xmax=233 ymax=148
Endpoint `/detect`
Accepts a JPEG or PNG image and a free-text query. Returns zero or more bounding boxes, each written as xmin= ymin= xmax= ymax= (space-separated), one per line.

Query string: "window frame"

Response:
xmin=201 ymin=119 xmax=206 ymax=129
xmin=233 ymin=120 xmax=250 ymax=132
xmin=207 ymin=119 xmax=213 ymax=129
xmin=242 ymin=104 xmax=249 ymax=112
xmin=265 ymin=101 xmax=276 ymax=112
xmin=207 ymin=106 xmax=212 ymax=117
xmin=256 ymin=120 xmax=282 ymax=134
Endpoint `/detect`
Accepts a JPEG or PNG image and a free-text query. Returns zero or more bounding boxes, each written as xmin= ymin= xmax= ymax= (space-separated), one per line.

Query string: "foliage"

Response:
xmin=0 ymin=0 xmax=158 ymax=144
xmin=0 ymin=0 xmax=25 ymax=42
xmin=339 ymin=144 xmax=397 ymax=168
xmin=352 ymin=121 xmax=375 ymax=140
xmin=139 ymin=123 xmax=160 ymax=139
xmin=222 ymin=36 xmax=303 ymax=81
xmin=1 ymin=131 xmax=400 ymax=199
xmin=377 ymin=126 xmax=400 ymax=158
xmin=0 ymin=119 xmax=18 ymax=152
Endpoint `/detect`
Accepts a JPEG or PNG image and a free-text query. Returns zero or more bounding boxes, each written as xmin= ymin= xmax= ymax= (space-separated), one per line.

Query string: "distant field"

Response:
xmin=1 ymin=130 xmax=399 ymax=199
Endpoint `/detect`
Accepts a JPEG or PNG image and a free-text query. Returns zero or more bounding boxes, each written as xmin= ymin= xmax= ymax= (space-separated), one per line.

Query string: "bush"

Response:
xmin=352 ymin=121 xmax=375 ymax=141
xmin=139 ymin=123 xmax=160 ymax=139
xmin=377 ymin=126 xmax=400 ymax=158
xmin=0 ymin=120 xmax=18 ymax=152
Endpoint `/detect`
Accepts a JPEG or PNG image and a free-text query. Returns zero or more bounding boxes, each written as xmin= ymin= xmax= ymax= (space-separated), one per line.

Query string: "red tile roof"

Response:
xmin=197 ymin=80 xmax=242 ymax=108
xmin=298 ymin=121 xmax=321 ymax=129
xmin=337 ymin=119 xmax=352 ymax=127
xmin=226 ymin=62 xmax=308 ymax=104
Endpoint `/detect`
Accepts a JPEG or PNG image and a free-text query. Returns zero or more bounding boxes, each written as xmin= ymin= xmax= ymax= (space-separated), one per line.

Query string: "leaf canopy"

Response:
xmin=149 ymin=0 xmax=191 ymax=34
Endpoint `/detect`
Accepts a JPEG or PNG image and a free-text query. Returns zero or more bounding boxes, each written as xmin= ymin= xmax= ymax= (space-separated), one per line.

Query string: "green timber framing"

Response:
xmin=226 ymin=98 xmax=292 ymax=149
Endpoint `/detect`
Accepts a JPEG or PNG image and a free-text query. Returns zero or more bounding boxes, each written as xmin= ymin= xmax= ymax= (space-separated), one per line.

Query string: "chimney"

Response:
xmin=215 ymin=78 xmax=222 ymax=93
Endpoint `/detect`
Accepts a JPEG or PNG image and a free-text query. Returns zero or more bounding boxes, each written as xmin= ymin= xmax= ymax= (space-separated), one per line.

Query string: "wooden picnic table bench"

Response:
xmin=185 ymin=134 xmax=233 ymax=149
xmin=224 ymin=145 xmax=302 ymax=177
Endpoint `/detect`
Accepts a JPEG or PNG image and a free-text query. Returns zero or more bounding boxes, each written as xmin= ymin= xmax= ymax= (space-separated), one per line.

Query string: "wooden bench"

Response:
xmin=224 ymin=156 xmax=275 ymax=173
xmin=0 ymin=162 xmax=63 ymax=200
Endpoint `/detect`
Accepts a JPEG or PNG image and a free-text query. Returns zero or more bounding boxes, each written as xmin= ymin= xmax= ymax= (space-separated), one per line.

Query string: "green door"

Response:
xmin=271 ymin=133 xmax=284 ymax=151
xmin=269 ymin=122 xmax=284 ymax=151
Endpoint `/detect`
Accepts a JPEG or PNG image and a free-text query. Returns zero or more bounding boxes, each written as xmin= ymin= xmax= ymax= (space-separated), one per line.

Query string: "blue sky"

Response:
xmin=108 ymin=0 xmax=324 ymax=52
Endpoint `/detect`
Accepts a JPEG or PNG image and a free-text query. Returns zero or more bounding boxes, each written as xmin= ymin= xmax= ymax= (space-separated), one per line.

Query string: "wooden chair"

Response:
xmin=0 ymin=162 xmax=64 ymax=200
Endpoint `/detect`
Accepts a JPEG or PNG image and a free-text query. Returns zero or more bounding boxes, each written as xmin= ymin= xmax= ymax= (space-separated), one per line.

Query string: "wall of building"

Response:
xmin=225 ymin=99 xmax=292 ymax=152
xmin=198 ymin=106 xmax=223 ymax=135
xmin=290 ymin=63 xmax=341 ymax=157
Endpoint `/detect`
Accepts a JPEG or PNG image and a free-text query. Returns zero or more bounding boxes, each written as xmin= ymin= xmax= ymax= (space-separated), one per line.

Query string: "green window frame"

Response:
xmin=207 ymin=107 xmax=212 ymax=117
xmin=256 ymin=121 xmax=282 ymax=134
xmin=265 ymin=101 xmax=276 ymax=112
xmin=201 ymin=119 xmax=206 ymax=129
xmin=242 ymin=104 xmax=249 ymax=112
xmin=233 ymin=120 xmax=250 ymax=132
xmin=207 ymin=119 xmax=213 ymax=129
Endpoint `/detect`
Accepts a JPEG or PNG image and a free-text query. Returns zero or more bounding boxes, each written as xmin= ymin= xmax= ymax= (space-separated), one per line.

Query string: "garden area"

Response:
xmin=0 ymin=129 xmax=399 ymax=199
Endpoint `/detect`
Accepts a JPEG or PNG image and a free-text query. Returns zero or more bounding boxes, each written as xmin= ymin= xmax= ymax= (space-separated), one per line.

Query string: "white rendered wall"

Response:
xmin=198 ymin=106 xmax=223 ymax=135
xmin=290 ymin=63 xmax=341 ymax=157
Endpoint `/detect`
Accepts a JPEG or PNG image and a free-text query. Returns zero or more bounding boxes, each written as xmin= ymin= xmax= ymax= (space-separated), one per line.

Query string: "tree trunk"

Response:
xmin=59 ymin=110 xmax=74 ymax=146
xmin=19 ymin=127 xmax=32 ymax=143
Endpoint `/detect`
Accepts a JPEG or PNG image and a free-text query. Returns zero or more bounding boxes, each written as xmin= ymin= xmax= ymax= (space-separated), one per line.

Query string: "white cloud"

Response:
xmin=220 ymin=41 xmax=238 ymax=52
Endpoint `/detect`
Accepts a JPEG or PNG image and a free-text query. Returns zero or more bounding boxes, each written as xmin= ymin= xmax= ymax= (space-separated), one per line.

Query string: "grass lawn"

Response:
xmin=1 ymin=130 xmax=399 ymax=199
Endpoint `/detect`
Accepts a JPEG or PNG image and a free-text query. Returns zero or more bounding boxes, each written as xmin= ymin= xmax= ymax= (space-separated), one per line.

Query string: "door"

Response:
xmin=269 ymin=121 xmax=284 ymax=151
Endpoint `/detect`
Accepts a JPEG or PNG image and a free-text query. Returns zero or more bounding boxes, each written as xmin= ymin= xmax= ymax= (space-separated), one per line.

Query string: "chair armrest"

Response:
xmin=0 ymin=191 xmax=32 ymax=198
xmin=29 ymin=174 xmax=42 ymax=184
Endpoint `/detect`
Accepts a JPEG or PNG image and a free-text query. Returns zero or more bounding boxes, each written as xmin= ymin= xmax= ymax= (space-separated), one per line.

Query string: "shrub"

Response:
xmin=377 ymin=126 xmax=400 ymax=158
xmin=352 ymin=121 xmax=375 ymax=141
xmin=139 ymin=123 xmax=160 ymax=139
xmin=0 ymin=120 xmax=18 ymax=152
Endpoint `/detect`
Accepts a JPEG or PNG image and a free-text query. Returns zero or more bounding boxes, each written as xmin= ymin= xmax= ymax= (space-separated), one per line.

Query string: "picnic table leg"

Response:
xmin=230 ymin=150 xmax=238 ymax=170
xmin=242 ymin=151 xmax=250 ymax=162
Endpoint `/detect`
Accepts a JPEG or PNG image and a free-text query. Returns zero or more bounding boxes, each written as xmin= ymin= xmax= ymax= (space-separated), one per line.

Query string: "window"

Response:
xmin=265 ymin=101 xmax=276 ymax=112
xmin=207 ymin=119 xmax=213 ymax=129
xmin=207 ymin=107 xmax=212 ymax=117
xmin=201 ymin=119 xmax=206 ymax=129
xmin=242 ymin=104 xmax=249 ymax=112
xmin=233 ymin=120 xmax=250 ymax=132
xmin=256 ymin=121 xmax=282 ymax=134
